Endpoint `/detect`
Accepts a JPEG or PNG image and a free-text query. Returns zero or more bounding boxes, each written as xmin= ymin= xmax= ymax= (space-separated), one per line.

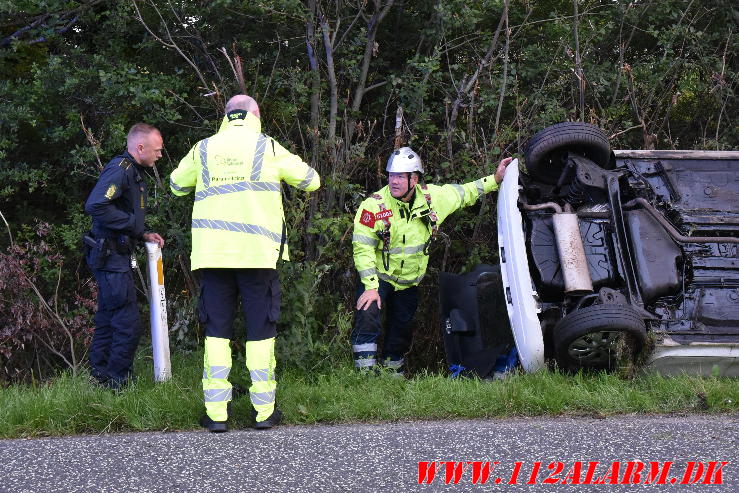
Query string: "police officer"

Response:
xmin=351 ymin=147 xmax=513 ymax=374
xmin=84 ymin=123 xmax=165 ymax=390
xmin=171 ymin=95 xmax=320 ymax=432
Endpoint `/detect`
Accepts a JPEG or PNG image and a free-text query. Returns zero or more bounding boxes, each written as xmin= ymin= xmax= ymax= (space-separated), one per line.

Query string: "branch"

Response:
xmin=0 ymin=209 xmax=13 ymax=247
xmin=15 ymin=263 xmax=79 ymax=372
xmin=218 ymin=46 xmax=245 ymax=94
xmin=448 ymin=7 xmax=507 ymax=132
xmin=609 ymin=125 xmax=642 ymax=140
xmin=263 ymin=32 xmax=282 ymax=100
xmin=494 ymin=1 xmax=510 ymax=136
xmin=80 ymin=115 xmax=103 ymax=171
xmin=319 ymin=11 xmax=338 ymax=144
xmin=364 ymin=80 xmax=388 ymax=93
xmin=0 ymin=0 xmax=104 ymax=47
xmin=714 ymin=30 xmax=732 ymax=147
xmin=572 ymin=0 xmax=585 ymax=120
xmin=132 ymin=0 xmax=211 ymax=94
xmin=350 ymin=0 xmax=396 ymax=114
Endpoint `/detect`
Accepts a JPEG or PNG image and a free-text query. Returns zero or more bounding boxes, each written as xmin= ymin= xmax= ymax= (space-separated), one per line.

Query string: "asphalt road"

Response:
xmin=1 ymin=414 xmax=737 ymax=492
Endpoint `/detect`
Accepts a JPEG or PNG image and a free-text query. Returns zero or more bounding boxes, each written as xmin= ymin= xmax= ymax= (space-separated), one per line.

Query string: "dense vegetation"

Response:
xmin=1 ymin=0 xmax=736 ymax=383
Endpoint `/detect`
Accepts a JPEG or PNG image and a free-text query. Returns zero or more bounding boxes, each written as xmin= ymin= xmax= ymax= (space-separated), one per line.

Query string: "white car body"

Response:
xmin=496 ymin=159 xmax=545 ymax=372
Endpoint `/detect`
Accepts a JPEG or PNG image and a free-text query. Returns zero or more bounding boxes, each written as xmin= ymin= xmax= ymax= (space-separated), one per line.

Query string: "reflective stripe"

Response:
xmin=209 ymin=366 xmax=230 ymax=379
xmin=199 ymin=139 xmax=210 ymax=188
xmin=378 ymin=272 xmax=425 ymax=286
xmin=352 ymin=234 xmax=379 ymax=247
xmin=192 ymin=218 xmax=282 ymax=243
xmin=250 ymin=134 xmax=267 ymax=181
xmin=170 ymin=178 xmax=194 ymax=193
xmin=357 ymin=267 xmax=378 ymax=278
xmin=249 ymin=368 xmax=272 ymax=382
xmin=297 ymin=168 xmax=316 ymax=190
xmin=475 ymin=179 xmax=485 ymax=197
xmin=250 ymin=390 xmax=275 ymax=406
xmin=404 ymin=244 xmax=426 ymax=254
xmin=194 ymin=181 xmax=280 ymax=201
xmin=451 ymin=184 xmax=465 ymax=202
xmin=384 ymin=358 xmax=404 ymax=369
xmin=352 ymin=343 xmax=377 ymax=353
xmin=204 ymin=387 xmax=232 ymax=402
xmin=355 ymin=358 xmax=376 ymax=368
xmin=389 ymin=244 xmax=426 ymax=255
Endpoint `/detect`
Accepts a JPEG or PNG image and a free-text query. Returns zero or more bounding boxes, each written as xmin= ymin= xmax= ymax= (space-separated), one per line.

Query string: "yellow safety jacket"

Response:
xmin=352 ymin=176 xmax=499 ymax=290
xmin=170 ymin=113 xmax=320 ymax=270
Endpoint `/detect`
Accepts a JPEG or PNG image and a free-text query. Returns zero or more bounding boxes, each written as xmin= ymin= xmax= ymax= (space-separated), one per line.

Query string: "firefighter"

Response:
xmin=84 ymin=123 xmax=166 ymax=391
xmin=351 ymin=147 xmax=513 ymax=374
xmin=171 ymin=95 xmax=320 ymax=432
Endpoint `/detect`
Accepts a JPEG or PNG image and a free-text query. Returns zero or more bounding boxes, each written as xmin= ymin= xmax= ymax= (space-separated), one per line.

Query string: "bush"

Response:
xmin=0 ymin=221 xmax=95 ymax=384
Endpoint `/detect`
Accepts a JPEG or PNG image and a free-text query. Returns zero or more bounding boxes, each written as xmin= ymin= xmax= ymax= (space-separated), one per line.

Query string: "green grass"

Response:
xmin=1 ymin=350 xmax=737 ymax=438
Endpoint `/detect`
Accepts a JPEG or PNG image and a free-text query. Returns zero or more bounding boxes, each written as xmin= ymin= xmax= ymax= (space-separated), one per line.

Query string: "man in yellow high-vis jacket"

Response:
xmin=351 ymin=147 xmax=512 ymax=374
xmin=171 ymin=94 xmax=320 ymax=432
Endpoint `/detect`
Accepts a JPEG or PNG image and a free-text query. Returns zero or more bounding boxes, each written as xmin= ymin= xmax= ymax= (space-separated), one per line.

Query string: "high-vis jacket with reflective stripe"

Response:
xmin=170 ymin=113 xmax=320 ymax=270
xmin=352 ymin=176 xmax=498 ymax=291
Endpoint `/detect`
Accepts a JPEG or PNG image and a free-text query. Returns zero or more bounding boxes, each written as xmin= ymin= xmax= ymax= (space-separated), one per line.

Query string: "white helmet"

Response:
xmin=386 ymin=147 xmax=424 ymax=174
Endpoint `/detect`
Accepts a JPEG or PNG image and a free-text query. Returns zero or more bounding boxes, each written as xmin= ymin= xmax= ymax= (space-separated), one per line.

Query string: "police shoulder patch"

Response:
xmin=104 ymin=184 xmax=117 ymax=200
xmin=118 ymin=158 xmax=132 ymax=170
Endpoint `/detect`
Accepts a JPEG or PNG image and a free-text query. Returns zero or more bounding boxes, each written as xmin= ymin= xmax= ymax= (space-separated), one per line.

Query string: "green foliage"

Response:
xmin=277 ymin=261 xmax=353 ymax=371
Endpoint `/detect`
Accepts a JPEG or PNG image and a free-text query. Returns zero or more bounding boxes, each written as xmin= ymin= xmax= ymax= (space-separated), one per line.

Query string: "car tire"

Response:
xmin=524 ymin=122 xmax=612 ymax=184
xmin=553 ymin=304 xmax=646 ymax=372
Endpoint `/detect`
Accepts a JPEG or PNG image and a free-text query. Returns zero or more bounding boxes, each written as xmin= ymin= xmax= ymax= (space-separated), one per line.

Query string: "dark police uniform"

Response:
xmin=84 ymin=150 xmax=147 ymax=388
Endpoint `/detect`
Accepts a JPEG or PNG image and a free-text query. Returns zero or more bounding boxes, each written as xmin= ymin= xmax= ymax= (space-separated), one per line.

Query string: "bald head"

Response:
xmin=225 ymin=95 xmax=260 ymax=118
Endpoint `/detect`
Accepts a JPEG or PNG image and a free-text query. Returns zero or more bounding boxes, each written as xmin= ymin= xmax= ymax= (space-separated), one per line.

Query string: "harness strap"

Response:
xmin=420 ymin=184 xmax=439 ymax=238
xmin=374 ymin=199 xmax=392 ymax=270
xmin=420 ymin=184 xmax=439 ymax=254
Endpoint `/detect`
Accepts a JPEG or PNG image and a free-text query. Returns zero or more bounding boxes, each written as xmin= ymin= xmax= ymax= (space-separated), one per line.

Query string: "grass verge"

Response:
xmin=1 ymin=349 xmax=737 ymax=439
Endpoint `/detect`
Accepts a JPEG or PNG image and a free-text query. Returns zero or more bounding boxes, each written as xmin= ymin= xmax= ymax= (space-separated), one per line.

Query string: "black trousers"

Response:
xmin=198 ymin=268 xmax=280 ymax=341
xmin=351 ymin=279 xmax=419 ymax=362
xmin=90 ymin=267 xmax=141 ymax=383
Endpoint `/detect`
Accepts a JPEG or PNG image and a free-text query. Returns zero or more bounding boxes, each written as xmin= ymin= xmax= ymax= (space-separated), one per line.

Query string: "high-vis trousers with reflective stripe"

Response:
xmin=203 ymin=336 xmax=232 ymax=421
xmin=351 ymin=279 xmax=418 ymax=369
xmin=202 ymin=336 xmax=277 ymax=422
xmin=246 ymin=338 xmax=277 ymax=422
xmin=199 ymin=268 xmax=280 ymax=422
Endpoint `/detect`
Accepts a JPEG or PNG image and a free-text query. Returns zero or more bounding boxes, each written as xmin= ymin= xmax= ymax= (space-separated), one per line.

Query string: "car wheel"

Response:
xmin=553 ymin=304 xmax=646 ymax=372
xmin=524 ymin=122 xmax=612 ymax=184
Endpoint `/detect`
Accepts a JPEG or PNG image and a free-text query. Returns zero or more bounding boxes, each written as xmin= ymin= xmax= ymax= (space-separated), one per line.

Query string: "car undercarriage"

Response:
xmin=440 ymin=123 xmax=739 ymax=376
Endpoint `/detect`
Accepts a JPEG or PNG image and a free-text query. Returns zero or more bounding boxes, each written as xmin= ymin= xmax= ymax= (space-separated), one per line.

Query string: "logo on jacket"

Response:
xmin=104 ymin=184 xmax=117 ymax=200
xmin=376 ymin=210 xmax=393 ymax=222
xmin=359 ymin=209 xmax=376 ymax=228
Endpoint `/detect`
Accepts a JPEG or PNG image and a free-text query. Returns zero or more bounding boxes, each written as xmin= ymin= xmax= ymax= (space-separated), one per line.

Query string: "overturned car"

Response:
xmin=441 ymin=122 xmax=739 ymax=376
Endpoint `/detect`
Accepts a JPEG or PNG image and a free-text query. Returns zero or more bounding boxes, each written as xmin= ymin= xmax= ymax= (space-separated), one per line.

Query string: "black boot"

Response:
xmin=200 ymin=414 xmax=228 ymax=433
xmin=252 ymin=408 xmax=282 ymax=430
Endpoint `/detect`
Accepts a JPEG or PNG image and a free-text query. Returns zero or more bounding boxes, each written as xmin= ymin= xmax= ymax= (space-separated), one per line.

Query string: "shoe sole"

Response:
xmin=254 ymin=421 xmax=277 ymax=430
xmin=254 ymin=410 xmax=282 ymax=430
xmin=200 ymin=417 xmax=228 ymax=433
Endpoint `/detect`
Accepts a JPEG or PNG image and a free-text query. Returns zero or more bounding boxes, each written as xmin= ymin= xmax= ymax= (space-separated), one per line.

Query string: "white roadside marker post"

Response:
xmin=145 ymin=241 xmax=171 ymax=381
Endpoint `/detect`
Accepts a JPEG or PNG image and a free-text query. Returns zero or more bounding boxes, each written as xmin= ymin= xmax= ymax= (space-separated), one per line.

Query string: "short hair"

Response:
xmin=127 ymin=123 xmax=159 ymax=142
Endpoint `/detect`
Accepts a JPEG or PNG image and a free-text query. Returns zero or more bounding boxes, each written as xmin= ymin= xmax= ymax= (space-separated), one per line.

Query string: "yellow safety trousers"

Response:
xmin=203 ymin=336 xmax=277 ymax=422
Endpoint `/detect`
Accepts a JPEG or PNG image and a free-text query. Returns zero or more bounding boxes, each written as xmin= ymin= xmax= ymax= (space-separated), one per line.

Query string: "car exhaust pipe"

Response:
xmin=522 ymin=202 xmax=593 ymax=295
xmin=552 ymin=212 xmax=593 ymax=295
